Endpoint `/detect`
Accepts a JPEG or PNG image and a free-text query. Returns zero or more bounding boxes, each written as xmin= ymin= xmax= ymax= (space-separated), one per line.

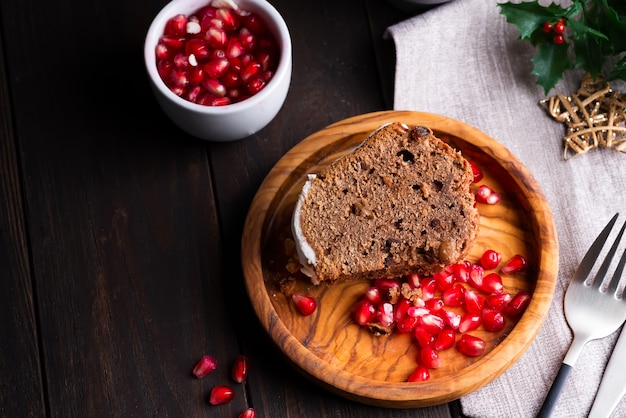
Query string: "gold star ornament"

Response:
xmin=540 ymin=74 xmax=626 ymax=160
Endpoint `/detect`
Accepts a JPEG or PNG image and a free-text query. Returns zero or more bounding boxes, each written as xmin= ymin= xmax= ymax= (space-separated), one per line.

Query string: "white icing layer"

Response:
xmin=291 ymin=174 xmax=318 ymax=274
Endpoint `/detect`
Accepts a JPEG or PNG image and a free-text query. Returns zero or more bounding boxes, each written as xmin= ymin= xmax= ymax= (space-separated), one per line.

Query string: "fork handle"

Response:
xmin=537 ymin=363 xmax=573 ymax=418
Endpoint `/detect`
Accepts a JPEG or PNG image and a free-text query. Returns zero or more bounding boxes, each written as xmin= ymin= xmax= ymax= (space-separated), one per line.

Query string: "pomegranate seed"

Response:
xmin=456 ymin=334 xmax=486 ymax=357
xmin=170 ymin=67 xmax=189 ymax=87
xmin=425 ymin=298 xmax=444 ymax=312
xmin=442 ymin=309 xmax=461 ymax=330
xmin=486 ymin=292 xmax=512 ymax=311
xmin=442 ymin=284 xmax=465 ymax=307
xmin=482 ymin=272 xmax=504 ymax=294
xmin=202 ymin=78 xmax=226 ymax=97
xmin=209 ymin=385 xmax=235 ymax=405
xmin=407 ymin=306 xmax=429 ymax=318
xmin=373 ymin=278 xmax=401 ymax=293
xmin=353 ymin=299 xmax=376 ymax=325
xmin=433 ymin=328 xmax=456 ymax=351
xmin=397 ymin=315 xmax=419 ymax=334
xmin=193 ymin=355 xmax=218 ymax=378
xmin=239 ymin=28 xmax=256 ymax=51
xmin=186 ymin=66 xmax=203 ymax=85
xmin=173 ymin=53 xmax=190 ymax=68
xmin=501 ymin=254 xmax=528 ymax=274
xmin=469 ymin=160 xmax=484 ymax=183
xmin=221 ymin=70 xmax=242 ymax=88
xmin=420 ymin=277 xmax=437 ymax=301
xmin=203 ymin=58 xmax=230 ymax=79
xmin=419 ymin=313 xmax=445 ymax=334
xmin=475 ymin=185 xmax=501 ymax=204
xmin=292 ymin=293 xmax=317 ymax=316
xmin=241 ymin=61 xmax=262 ymax=82
xmin=505 ymin=290 xmax=531 ymax=316
xmin=469 ymin=264 xmax=485 ymax=288
xmin=160 ymin=36 xmax=185 ymax=49
xmin=376 ymin=303 xmax=394 ymax=327
xmin=414 ymin=326 xmax=434 ymax=348
xmin=406 ymin=272 xmax=421 ymax=288
xmin=207 ymin=27 xmax=228 ymax=49
xmin=221 ymin=8 xmax=241 ymax=30
xmin=185 ymin=38 xmax=210 ymax=59
xmin=238 ymin=408 xmax=257 ymax=418
xmin=394 ymin=298 xmax=412 ymax=322
xmin=433 ymin=270 xmax=454 ymax=291
xmin=364 ymin=286 xmax=383 ymax=305
xmin=479 ymin=249 xmax=502 ymax=270
xmin=226 ymin=38 xmax=244 ymax=59
xmin=419 ymin=347 xmax=442 ymax=369
xmin=482 ymin=307 xmax=506 ymax=332
xmin=155 ymin=43 xmax=170 ymax=60
xmin=165 ymin=14 xmax=188 ymax=37
xmin=464 ymin=289 xmax=484 ymax=314
xmin=247 ymin=77 xmax=266 ymax=95
xmin=451 ymin=262 xmax=470 ymax=282
xmin=242 ymin=13 xmax=266 ymax=34
xmin=185 ymin=85 xmax=202 ymax=103
xmin=210 ymin=96 xmax=231 ymax=106
xmin=232 ymin=354 xmax=249 ymax=383
xmin=458 ymin=313 xmax=481 ymax=333
xmin=408 ymin=365 xmax=430 ymax=382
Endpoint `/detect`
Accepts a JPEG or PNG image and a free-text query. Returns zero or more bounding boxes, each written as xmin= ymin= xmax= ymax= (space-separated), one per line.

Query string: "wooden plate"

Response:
xmin=241 ymin=111 xmax=558 ymax=407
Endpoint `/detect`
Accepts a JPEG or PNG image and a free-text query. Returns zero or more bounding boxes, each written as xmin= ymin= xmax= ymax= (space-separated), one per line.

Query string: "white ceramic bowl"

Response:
xmin=144 ymin=0 xmax=292 ymax=142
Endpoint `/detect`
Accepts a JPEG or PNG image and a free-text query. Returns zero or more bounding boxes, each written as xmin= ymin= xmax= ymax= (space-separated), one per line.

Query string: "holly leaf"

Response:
xmin=531 ymin=42 xmax=572 ymax=94
xmin=607 ymin=55 xmax=626 ymax=81
xmin=499 ymin=1 xmax=569 ymax=40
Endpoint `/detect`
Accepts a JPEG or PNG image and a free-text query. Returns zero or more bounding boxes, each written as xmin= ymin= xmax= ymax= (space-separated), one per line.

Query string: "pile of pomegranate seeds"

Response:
xmin=155 ymin=2 xmax=280 ymax=106
xmin=192 ymin=353 xmax=255 ymax=415
xmin=351 ymin=250 xmax=530 ymax=381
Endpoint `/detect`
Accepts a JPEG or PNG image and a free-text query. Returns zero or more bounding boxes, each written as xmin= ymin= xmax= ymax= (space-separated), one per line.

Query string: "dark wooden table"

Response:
xmin=0 ymin=0 xmax=465 ymax=416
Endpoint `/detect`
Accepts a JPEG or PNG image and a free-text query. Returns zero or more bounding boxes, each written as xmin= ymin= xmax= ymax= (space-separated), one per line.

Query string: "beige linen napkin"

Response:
xmin=387 ymin=0 xmax=626 ymax=417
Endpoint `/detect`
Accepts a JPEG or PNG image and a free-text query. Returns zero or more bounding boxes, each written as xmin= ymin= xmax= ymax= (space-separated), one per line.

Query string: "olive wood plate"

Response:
xmin=241 ymin=111 xmax=559 ymax=408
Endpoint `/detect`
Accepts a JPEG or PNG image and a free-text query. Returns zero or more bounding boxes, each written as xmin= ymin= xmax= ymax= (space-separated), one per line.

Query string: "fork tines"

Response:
xmin=576 ymin=213 xmax=626 ymax=297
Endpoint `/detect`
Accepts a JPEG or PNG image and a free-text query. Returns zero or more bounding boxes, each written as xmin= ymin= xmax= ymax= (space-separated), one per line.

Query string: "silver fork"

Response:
xmin=537 ymin=213 xmax=626 ymax=418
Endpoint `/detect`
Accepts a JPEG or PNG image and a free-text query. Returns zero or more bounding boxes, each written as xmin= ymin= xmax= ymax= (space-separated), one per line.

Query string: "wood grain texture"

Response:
xmin=242 ymin=111 xmax=559 ymax=407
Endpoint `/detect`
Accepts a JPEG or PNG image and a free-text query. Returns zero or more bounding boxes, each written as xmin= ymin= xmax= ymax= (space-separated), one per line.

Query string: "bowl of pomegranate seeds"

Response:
xmin=242 ymin=111 xmax=559 ymax=407
xmin=144 ymin=0 xmax=291 ymax=141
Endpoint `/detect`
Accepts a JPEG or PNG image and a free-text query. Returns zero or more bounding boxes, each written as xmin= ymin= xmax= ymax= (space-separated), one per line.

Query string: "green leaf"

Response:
xmin=607 ymin=55 xmax=626 ymax=81
xmin=498 ymin=1 xmax=569 ymax=40
xmin=573 ymin=32 xmax=606 ymax=78
xmin=531 ymin=42 xmax=573 ymax=94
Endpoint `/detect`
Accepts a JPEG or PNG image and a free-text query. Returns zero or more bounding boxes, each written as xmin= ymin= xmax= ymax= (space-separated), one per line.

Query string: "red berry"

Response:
xmin=456 ymin=334 xmax=486 ymax=357
xmin=542 ymin=22 xmax=553 ymax=33
xmin=292 ymin=293 xmax=317 ymax=316
xmin=554 ymin=20 xmax=565 ymax=34
xmin=553 ymin=34 xmax=565 ymax=45
xmin=209 ymin=385 xmax=235 ymax=405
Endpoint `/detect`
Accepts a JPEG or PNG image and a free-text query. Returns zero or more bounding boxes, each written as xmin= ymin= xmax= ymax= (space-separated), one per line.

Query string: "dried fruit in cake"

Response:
xmin=291 ymin=122 xmax=480 ymax=285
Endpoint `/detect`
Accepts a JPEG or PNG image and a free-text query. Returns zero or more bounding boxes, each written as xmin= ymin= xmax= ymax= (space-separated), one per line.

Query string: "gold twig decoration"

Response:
xmin=539 ymin=74 xmax=626 ymax=160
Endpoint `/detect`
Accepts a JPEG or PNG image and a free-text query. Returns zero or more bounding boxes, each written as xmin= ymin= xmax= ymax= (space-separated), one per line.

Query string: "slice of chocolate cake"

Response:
xmin=292 ymin=122 xmax=480 ymax=285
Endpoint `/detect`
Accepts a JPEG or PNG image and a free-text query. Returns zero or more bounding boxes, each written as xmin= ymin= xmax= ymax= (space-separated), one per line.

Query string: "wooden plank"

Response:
xmin=1 ymin=0 xmax=245 ymax=416
xmin=208 ymin=0 xmax=453 ymax=416
xmin=0 ymin=22 xmax=47 ymax=418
